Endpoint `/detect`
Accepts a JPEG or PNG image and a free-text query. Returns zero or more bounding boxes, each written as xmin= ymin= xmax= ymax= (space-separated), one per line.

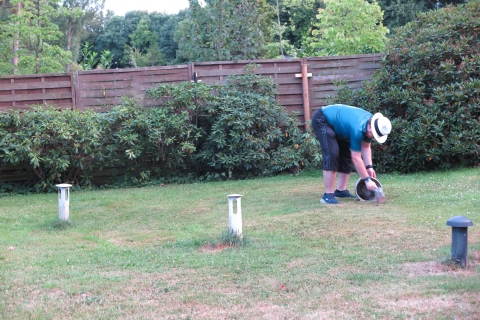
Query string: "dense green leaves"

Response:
xmin=0 ymin=100 xmax=200 ymax=190
xmin=1 ymin=0 xmax=471 ymax=70
xmin=0 ymin=0 xmax=72 ymax=75
xmin=175 ymin=0 xmax=274 ymax=62
xmin=307 ymin=0 xmax=389 ymax=56
xmin=0 ymin=107 xmax=108 ymax=190
xmin=192 ymin=69 xmax=321 ymax=179
xmin=104 ymin=99 xmax=200 ymax=183
xmin=146 ymin=67 xmax=321 ymax=180
xmin=329 ymin=1 xmax=480 ymax=173
xmin=279 ymin=0 xmax=321 ymax=49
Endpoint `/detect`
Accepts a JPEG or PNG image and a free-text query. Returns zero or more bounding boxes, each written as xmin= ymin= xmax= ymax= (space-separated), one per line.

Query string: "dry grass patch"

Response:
xmin=378 ymin=292 xmax=480 ymax=319
xmin=402 ymin=261 xmax=477 ymax=277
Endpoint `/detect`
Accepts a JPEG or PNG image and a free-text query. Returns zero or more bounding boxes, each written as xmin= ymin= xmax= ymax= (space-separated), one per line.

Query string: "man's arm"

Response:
xmin=361 ymin=140 xmax=376 ymax=178
xmin=351 ymin=143 xmax=378 ymax=190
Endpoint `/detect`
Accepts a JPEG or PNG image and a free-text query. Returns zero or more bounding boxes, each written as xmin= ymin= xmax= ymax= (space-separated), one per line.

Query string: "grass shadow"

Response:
xmin=43 ymin=218 xmax=73 ymax=231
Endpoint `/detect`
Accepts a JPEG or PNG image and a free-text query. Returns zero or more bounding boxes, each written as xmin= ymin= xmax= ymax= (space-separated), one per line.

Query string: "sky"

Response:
xmin=104 ymin=0 xmax=190 ymax=16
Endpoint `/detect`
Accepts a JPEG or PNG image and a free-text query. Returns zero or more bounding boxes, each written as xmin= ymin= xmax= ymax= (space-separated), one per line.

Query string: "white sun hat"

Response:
xmin=371 ymin=113 xmax=392 ymax=144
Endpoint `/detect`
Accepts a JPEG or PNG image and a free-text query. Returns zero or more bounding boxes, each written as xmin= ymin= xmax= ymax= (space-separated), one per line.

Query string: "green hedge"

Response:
xmin=146 ymin=66 xmax=321 ymax=180
xmin=328 ymin=1 xmax=480 ymax=173
xmin=0 ymin=70 xmax=321 ymax=192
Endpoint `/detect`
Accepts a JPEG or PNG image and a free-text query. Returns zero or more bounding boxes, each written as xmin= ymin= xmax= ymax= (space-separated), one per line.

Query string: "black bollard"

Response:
xmin=446 ymin=216 xmax=473 ymax=268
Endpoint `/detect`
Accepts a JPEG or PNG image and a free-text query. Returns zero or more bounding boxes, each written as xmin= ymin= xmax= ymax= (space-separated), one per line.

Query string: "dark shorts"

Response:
xmin=311 ymin=108 xmax=353 ymax=174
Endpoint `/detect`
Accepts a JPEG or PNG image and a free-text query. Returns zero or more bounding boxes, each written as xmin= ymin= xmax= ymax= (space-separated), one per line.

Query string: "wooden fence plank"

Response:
xmin=0 ymin=81 xmax=72 ymax=91
xmin=0 ymin=92 xmax=72 ymax=103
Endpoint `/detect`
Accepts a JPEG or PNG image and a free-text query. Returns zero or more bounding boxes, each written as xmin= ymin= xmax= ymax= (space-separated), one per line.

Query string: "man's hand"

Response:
xmin=365 ymin=179 xmax=378 ymax=191
xmin=367 ymin=167 xmax=376 ymax=178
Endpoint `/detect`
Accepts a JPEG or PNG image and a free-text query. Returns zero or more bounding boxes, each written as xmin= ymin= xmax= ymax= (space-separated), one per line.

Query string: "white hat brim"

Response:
xmin=371 ymin=112 xmax=388 ymax=144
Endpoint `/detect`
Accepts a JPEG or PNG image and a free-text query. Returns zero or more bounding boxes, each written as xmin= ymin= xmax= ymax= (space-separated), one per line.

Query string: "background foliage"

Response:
xmin=305 ymin=0 xmax=389 ymax=56
xmin=0 ymin=0 xmax=72 ymax=75
xmin=328 ymin=1 xmax=480 ymax=173
xmin=175 ymin=0 xmax=274 ymax=62
xmin=0 ymin=0 xmax=472 ymax=73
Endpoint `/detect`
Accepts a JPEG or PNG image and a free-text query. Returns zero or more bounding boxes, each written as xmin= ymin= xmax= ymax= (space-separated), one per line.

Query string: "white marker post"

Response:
xmin=56 ymin=184 xmax=72 ymax=221
xmin=227 ymin=194 xmax=243 ymax=238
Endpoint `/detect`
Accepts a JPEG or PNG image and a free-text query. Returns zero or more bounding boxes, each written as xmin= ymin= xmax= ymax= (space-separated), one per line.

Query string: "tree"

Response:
xmin=94 ymin=15 xmax=127 ymax=67
xmin=0 ymin=0 xmax=72 ymax=75
xmin=156 ymin=10 xmax=187 ymax=64
xmin=125 ymin=42 xmax=164 ymax=68
xmin=277 ymin=0 xmax=322 ymax=48
xmin=175 ymin=0 xmax=274 ymax=62
xmin=307 ymin=0 xmax=389 ymax=56
xmin=55 ymin=0 xmax=106 ymax=72
xmin=376 ymin=0 xmax=427 ymax=32
xmin=128 ymin=15 xmax=157 ymax=53
xmin=0 ymin=0 xmax=14 ymax=20
xmin=376 ymin=0 xmax=469 ymax=32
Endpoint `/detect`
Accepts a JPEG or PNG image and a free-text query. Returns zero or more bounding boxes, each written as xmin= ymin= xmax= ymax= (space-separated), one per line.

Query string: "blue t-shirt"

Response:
xmin=322 ymin=104 xmax=373 ymax=152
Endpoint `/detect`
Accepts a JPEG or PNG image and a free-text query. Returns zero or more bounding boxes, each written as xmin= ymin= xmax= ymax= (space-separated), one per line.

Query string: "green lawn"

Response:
xmin=1 ymin=168 xmax=479 ymax=319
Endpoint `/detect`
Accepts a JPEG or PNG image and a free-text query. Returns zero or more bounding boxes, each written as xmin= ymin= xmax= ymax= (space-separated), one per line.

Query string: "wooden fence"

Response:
xmin=0 ymin=54 xmax=383 ymax=184
xmin=0 ymin=73 xmax=75 ymax=110
xmin=0 ymin=53 xmax=383 ymax=124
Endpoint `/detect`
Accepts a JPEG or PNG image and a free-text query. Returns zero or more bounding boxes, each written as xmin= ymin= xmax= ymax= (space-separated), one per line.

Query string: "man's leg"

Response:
xmin=323 ymin=170 xmax=337 ymax=194
xmin=333 ymin=141 xmax=356 ymax=198
xmin=337 ymin=172 xmax=350 ymax=191
xmin=311 ymin=109 xmax=340 ymax=204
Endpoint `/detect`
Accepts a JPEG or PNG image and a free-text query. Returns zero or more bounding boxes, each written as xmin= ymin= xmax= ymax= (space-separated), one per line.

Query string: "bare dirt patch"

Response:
xmin=379 ymin=292 xmax=480 ymax=319
xmin=402 ymin=251 xmax=480 ymax=277
xmin=199 ymin=243 xmax=234 ymax=252
xmin=402 ymin=261 xmax=474 ymax=276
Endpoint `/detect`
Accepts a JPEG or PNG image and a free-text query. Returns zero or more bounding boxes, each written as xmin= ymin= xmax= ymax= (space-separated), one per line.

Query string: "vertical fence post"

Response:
xmin=295 ymin=58 xmax=312 ymax=129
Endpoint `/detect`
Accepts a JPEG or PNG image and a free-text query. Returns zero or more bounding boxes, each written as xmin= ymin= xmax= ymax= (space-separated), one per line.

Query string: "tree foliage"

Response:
xmin=175 ymin=0 xmax=274 ymax=62
xmin=276 ymin=0 xmax=322 ymax=49
xmin=306 ymin=0 xmax=389 ymax=56
xmin=376 ymin=0 xmax=428 ymax=32
xmin=374 ymin=1 xmax=470 ymax=32
xmin=2 ymin=0 xmax=472 ymax=71
xmin=156 ymin=10 xmax=187 ymax=64
xmin=94 ymin=15 xmax=127 ymax=67
xmin=329 ymin=1 xmax=480 ymax=173
xmin=124 ymin=15 xmax=165 ymax=67
xmin=0 ymin=0 xmax=72 ymax=75
xmin=55 ymin=0 xmax=105 ymax=66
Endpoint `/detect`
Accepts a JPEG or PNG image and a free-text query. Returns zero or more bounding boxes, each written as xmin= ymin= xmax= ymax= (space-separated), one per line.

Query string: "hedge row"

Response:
xmin=328 ymin=1 xmax=480 ymax=173
xmin=0 ymin=71 xmax=321 ymax=192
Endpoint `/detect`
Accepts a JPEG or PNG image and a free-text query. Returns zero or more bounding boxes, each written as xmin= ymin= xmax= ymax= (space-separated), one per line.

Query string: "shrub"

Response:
xmin=104 ymin=98 xmax=201 ymax=183
xmin=193 ymin=66 xmax=321 ymax=179
xmin=328 ymin=1 xmax=480 ymax=173
xmin=0 ymin=107 xmax=108 ymax=191
xmin=0 ymin=100 xmax=201 ymax=191
xmin=147 ymin=66 xmax=322 ymax=180
xmin=0 ymin=68 xmax=322 ymax=192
